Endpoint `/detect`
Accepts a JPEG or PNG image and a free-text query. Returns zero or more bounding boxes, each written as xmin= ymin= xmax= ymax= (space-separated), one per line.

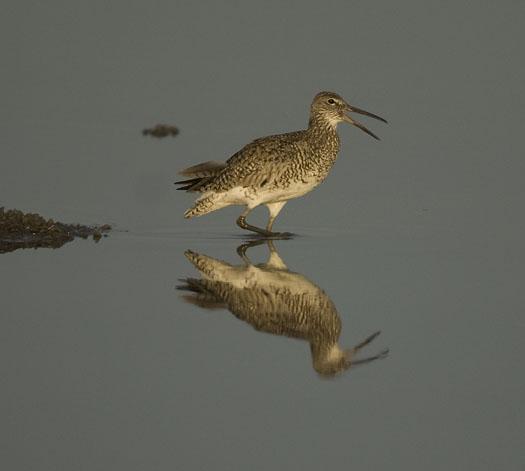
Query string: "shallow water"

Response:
xmin=2 ymin=225 xmax=524 ymax=469
xmin=2 ymin=2 xmax=525 ymax=470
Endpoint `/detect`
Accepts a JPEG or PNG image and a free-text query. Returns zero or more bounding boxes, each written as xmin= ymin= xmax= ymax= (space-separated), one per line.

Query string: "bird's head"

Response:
xmin=310 ymin=91 xmax=387 ymax=139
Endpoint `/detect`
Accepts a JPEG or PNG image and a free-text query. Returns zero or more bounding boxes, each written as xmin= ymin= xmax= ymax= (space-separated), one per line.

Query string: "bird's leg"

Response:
xmin=265 ymin=201 xmax=288 ymax=233
xmin=236 ymin=209 xmax=273 ymax=237
xmin=236 ymin=207 xmax=291 ymax=238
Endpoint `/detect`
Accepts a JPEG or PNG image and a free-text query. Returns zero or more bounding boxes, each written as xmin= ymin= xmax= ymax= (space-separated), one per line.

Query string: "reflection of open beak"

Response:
xmin=343 ymin=104 xmax=387 ymax=140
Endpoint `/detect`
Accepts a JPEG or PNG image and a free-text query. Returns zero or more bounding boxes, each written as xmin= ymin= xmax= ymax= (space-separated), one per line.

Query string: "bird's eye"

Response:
xmin=327 ymin=98 xmax=336 ymax=105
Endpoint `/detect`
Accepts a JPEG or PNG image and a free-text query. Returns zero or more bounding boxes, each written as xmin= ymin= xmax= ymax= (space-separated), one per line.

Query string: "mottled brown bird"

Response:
xmin=175 ymin=91 xmax=386 ymax=237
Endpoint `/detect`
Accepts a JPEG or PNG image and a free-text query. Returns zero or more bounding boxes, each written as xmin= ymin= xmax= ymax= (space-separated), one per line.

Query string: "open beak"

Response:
xmin=343 ymin=103 xmax=387 ymax=140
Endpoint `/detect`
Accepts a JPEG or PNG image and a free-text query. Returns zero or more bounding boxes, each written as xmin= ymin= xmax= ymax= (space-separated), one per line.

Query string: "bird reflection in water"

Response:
xmin=178 ymin=240 xmax=388 ymax=377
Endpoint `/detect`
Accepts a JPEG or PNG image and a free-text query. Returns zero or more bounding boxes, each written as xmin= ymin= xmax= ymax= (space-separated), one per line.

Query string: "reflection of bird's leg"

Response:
xmin=265 ymin=240 xmax=288 ymax=270
xmin=236 ymin=239 xmax=266 ymax=264
xmin=346 ymin=331 xmax=389 ymax=366
xmin=236 ymin=239 xmax=289 ymax=269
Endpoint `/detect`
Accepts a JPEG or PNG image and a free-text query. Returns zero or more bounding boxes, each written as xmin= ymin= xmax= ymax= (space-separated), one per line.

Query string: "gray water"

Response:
xmin=2 ymin=1 xmax=525 ymax=470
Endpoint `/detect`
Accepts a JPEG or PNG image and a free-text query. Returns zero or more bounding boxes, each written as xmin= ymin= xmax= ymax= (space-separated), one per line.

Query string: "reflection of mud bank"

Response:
xmin=0 ymin=208 xmax=110 ymax=254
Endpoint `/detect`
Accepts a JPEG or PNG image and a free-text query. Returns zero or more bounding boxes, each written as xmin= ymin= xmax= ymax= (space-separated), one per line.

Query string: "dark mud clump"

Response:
xmin=142 ymin=124 xmax=179 ymax=138
xmin=0 ymin=207 xmax=111 ymax=254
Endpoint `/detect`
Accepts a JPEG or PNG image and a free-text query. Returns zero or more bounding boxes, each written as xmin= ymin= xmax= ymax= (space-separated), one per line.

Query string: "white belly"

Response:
xmin=217 ymin=179 xmax=320 ymax=208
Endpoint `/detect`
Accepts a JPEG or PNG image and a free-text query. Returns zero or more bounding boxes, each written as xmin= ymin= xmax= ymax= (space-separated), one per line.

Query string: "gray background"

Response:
xmin=1 ymin=1 xmax=524 ymax=470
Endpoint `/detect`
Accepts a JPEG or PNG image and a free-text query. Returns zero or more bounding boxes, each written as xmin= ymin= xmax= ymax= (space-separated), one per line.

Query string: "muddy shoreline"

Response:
xmin=0 ymin=208 xmax=111 ymax=254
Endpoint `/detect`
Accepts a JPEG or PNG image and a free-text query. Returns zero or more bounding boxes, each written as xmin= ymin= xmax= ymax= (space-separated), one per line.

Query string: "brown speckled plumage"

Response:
xmin=203 ymin=121 xmax=339 ymax=193
xmin=175 ymin=91 xmax=386 ymax=236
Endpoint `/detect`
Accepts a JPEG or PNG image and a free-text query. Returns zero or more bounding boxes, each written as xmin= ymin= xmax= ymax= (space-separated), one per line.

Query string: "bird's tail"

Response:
xmin=174 ymin=160 xmax=226 ymax=192
xmin=184 ymin=194 xmax=225 ymax=218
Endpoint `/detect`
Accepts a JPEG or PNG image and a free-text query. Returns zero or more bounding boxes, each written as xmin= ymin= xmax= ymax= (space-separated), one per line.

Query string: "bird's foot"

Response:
xmin=267 ymin=231 xmax=294 ymax=239
xmin=246 ymin=231 xmax=294 ymax=240
xmin=237 ymin=215 xmax=294 ymax=239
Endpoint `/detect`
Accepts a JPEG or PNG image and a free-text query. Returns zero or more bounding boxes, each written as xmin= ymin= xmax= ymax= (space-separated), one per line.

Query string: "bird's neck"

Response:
xmin=306 ymin=112 xmax=341 ymax=157
xmin=308 ymin=111 xmax=338 ymax=132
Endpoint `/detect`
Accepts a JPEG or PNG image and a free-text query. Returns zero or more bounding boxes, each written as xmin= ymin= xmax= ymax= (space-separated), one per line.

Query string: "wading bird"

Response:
xmin=176 ymin=91 xmax=386 ymax=237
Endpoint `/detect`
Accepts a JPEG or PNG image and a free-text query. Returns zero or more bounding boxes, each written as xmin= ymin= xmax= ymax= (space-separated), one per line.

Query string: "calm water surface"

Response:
xmin=2 ymin=225 xmax=523 ymax=469
xmin=2 ymin=2 xmax=524 ymax=470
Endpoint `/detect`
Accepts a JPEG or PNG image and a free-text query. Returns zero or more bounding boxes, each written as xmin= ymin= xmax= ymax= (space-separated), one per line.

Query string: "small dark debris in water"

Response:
xmin=142 ymin=124 xmax=179 ymax=138
xmin=0 ymin=207 xmax=111 ymax=254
